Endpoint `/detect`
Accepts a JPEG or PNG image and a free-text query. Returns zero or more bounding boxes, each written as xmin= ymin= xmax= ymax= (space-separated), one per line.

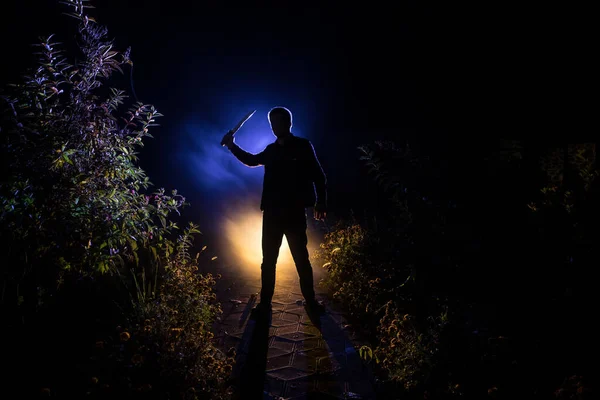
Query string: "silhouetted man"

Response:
xmin=221 ymin=106 xmax=327 ymax=318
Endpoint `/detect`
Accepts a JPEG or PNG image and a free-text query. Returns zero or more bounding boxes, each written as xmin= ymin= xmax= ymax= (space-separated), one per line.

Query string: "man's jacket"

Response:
xmin=229 ymin=134 xmax=327 ymax=211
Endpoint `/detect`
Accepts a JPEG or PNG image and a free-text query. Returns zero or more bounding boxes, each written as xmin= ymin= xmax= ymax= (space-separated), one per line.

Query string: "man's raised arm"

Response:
xmin=221 ymin=130 xmax=266 ymax=167
xmin=228 ymin=142 xmax=267 ymax=167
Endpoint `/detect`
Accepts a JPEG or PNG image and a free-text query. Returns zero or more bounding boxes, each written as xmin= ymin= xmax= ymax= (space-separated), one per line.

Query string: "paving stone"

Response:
xmin=277 ymin=282 xmax=298 ymax=291
xmin=263 ymin=375 xmax=285 ymax=398
xmin=299 ymin=323 xmax=322 ymax=337
xmin=271 ymin=301 xmax=287 ymax=312
xmin=242 ymin=285 xmax=262 ymax=294
xmin=266 ymin=353 xmax=293 ymax=371
xmin=285 ymin=306 xmax=310 ymax=317
xmin=301 ymin=348 xmax=330 ymax=359
xmin=278 ymin=331 xmax=316 ymax=342
xmin=280 ymin=312 xmax=302 ymax=324
xmin=270 ymin=337 xmax=296 ymax=353
xmin=277 ymin=324 xmax=300 ymax=336
xmin=294 ymin=337 xmax=321 ymax=352
xmin=277 ymin=276 xmax=297 ymax=283
xmin=271 ymin=318 xmax=297 ymax=329
xmin=213 ymin=271 xmax=375 ymax=399
xmin=272 ymin=294 xmax=295 ymax=304
xmin=299 ymin=316 xmax=318 ymax=327
xmin=268 ymin=366 xmax=312 ymax=381
xmin=271 ymin=309 xmax=285 ymax=316
xmin=267 ymin=346 xmax=291 ymax=359
xmin=291 ymin=351 xmax=319 ymax=372
xmin=283 ymin=375 xmax=318 ymax=398
xmin=275 ymin=284 xmax=294 ymax=292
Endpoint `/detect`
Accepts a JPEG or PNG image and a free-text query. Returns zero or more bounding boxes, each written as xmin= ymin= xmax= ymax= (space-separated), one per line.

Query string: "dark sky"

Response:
xmin=1 ymin=1 xmax=594 ymax=240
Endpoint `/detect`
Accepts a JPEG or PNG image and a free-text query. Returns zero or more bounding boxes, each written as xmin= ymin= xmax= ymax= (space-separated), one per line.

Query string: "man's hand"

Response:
xmin=221 ymin=130 xmax=234 ymax=148
xmin=314 ymin=203 xmax=327 ymax=221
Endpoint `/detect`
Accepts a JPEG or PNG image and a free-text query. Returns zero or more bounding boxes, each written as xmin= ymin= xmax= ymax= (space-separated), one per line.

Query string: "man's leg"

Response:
xmin=285 ymin=208 xmax=316 ymax=303
xmin=260 ymin=209 xmax=284 ymax=305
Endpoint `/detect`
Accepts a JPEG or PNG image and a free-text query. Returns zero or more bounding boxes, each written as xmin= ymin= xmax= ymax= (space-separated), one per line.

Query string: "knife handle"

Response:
xmin=220 ymin=130 xmax=234 ymax=147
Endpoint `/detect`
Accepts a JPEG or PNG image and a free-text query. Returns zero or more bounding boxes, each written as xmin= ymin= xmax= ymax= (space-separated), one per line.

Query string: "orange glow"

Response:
xmin=217 ymin=195 xmax=325 ymax=287
xmin=221 ymin=201 xmax=295 ymax=276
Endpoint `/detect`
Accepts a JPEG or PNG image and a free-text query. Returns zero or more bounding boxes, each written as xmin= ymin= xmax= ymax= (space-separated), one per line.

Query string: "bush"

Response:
xmin=314 ymin=141 xmax=453 ymax=394
xmin=0 ymin=1 xmax=234 ymax=398
xmin=374 ymin=301 xmax=448 ymax=392
xmin=315 ymin=219 xmax=449 ymax=394
xmin=316 ymin=140 xmax=598 ymax=398
xmin=85 ymin=224 xmax=234 ymax=400
xmin=315 ymin=220 xmax=416 ymax=313
xmin=0 ymin=0 xmax=184 ymax=317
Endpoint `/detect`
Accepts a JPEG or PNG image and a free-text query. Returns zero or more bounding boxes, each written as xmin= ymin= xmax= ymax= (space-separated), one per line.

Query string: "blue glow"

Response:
xmin=180 ymin=103 xmax=308 ymax=196
xmin=169 ymin=76 xmax=323 ymax=255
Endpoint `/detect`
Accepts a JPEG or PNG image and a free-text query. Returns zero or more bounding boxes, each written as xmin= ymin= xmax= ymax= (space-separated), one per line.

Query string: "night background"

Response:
xmin=2 ymin=1 xmax=594 ymax=223
xmin=0 ymin=1 xmax=596 ymax=399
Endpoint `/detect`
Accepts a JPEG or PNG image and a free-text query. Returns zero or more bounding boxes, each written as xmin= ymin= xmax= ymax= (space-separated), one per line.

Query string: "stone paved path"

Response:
xmin=211 ymin=263 xmax=377 ymax=400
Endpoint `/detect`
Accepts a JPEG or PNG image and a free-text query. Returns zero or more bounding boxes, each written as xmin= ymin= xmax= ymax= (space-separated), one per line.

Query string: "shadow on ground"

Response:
xmin=212 ymin=263 xmax=376 ymax=400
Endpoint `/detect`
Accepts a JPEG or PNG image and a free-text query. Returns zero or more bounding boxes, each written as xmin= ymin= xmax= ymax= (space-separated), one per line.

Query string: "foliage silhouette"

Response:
xmin=0 ymin=1 xmax=234 ymax=398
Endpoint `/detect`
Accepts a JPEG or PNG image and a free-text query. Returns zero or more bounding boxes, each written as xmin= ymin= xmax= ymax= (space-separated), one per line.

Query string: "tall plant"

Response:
xmin=314 ymin=141 xmax=454 ymax=393
xmin=86 ymin=223 xmax=234 ymax=400
xmin=0 ymin=2 xmax=234 ymax=397
xmin=0 ymin=0 xmax=184 ymax=313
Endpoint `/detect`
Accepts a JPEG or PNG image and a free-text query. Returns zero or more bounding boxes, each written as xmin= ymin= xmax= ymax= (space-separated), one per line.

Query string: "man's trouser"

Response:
xmin=260 ymin=207 xmax=315 ymax=304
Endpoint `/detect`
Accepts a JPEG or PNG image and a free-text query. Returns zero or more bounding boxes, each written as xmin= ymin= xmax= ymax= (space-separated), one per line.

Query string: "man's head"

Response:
xmin=268 ymin=106 xmax=293 ymax=138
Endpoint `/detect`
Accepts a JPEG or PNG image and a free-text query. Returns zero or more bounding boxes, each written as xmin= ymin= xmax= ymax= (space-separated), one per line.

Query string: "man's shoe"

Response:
xmin=250 ymin=302 xmax=272 ymax=320
xmin=303 ymin=299 xmax=326 ymax=315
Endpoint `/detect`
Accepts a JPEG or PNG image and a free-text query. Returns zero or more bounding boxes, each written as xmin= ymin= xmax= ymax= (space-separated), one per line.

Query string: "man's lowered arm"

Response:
xmin=307 ymin=141 xmax=327 ymax=208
